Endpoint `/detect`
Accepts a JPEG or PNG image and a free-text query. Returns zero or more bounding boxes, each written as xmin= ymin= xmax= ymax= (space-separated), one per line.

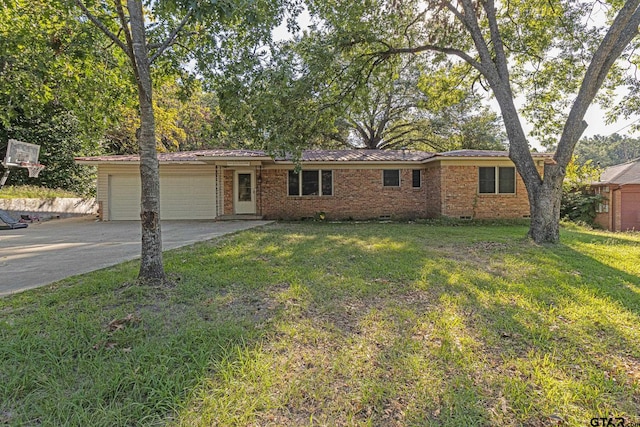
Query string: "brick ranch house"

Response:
xmin=75 ymin=149 xmax=550 ymax=221
xmin=592 ymin=158 xmax=640 ymax=232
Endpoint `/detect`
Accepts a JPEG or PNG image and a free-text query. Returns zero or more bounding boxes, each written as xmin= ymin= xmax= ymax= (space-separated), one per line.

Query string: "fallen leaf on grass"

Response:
xmin=93 ymin=341 xmax=118 ymax=351
xmin=107 ymin=313 xmax=140 ymax=332
xmin=0 ymin=410 xmax=12 ymax=424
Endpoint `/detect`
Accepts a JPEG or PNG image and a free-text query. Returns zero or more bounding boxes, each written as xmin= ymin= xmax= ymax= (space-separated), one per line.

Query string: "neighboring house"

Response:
xmin=592 ymin=158 xmax=640 ymax=231
xmin=75 ymin=149 xmax=550 ymax=221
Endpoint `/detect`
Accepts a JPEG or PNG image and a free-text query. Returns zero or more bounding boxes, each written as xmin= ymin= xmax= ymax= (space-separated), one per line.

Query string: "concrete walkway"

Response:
xmin=0 ymin=216 xmax=272 ymax=296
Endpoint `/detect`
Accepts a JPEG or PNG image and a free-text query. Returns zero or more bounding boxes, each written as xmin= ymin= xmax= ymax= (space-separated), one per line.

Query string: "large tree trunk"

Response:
xmin=128 ymin=0 xmax=164 ymax=282
xmin=490 ymin=84 xmax=564 ymax=244
xmin=526 ymin=164 xmax=564 ymax=243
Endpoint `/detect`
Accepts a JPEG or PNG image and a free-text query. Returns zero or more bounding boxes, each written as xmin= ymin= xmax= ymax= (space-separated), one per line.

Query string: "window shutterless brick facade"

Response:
xmin=258 ymin=168 xmax=428 ymax=220
xmin=438 ymin=163 xmax=535 ymax=219
xmin=223 ymin=162 xmax=539 ymax=221
xmin=77 ymin=149 xmax=552 ymax=222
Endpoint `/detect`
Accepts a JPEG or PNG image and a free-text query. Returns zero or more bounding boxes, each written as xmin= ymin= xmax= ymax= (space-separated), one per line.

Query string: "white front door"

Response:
xmin=234 ymin=170 xmax=256 ymax=214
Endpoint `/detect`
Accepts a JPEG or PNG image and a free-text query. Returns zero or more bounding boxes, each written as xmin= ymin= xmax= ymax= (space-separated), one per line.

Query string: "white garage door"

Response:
xmin=108 ymin=173 xmax=216 ymax=220
xmin=109 ymin=174 xmax=140 ymax=220
xmin=160 ymin=174 xmax=216 ymax=219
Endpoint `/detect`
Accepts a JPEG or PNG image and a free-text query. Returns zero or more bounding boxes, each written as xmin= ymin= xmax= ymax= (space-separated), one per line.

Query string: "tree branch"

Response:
xmin=74 ymin=0 xmax=129 ymax=54
xmin=483 ymin=0 xmax=511 ymax=82
xmin=373 ymin=44 xmax=488 ymax=76
xmin=114 ymin=0 xmax=136 ymax=64
xmin=149 ymin=7 xmax=194 ymax=64
xmin=449 ymin=0 xmax=495 ymax=71
xmin=404 ymin=9 xmax=428 ymax=41
xmin=557 ymin=1 xmax=640 ymax=166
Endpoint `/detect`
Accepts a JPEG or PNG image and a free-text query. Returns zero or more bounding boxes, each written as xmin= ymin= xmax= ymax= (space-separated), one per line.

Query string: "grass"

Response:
xmin=0 ymin=185 xmax=80 ymax=199
xmin=1 ymin=222 xmax=640 ymax=426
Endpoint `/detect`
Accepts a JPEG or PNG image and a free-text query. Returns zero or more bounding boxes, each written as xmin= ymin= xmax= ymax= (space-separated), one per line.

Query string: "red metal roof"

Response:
xmin=75 ymin=149 xmax=270 ymax=163
xmin=76 ymin=149 xmax=436 ymax=163
xmin=275 ymin=149 xmax=436 ymax=162
xmin=75 ymin=148 xmax=551 ymax=164
xmin=435 ymin=149 xmax=553 ymax=158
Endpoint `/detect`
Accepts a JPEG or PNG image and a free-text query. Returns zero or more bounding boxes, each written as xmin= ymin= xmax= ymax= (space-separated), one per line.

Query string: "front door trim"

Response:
xmin=234 ymin=170 xmax=256 ymax=214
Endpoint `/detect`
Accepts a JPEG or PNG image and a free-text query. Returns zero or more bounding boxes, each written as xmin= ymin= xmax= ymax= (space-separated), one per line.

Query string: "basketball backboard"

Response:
xmin=3 ymin=139 xmax=40 ymax=167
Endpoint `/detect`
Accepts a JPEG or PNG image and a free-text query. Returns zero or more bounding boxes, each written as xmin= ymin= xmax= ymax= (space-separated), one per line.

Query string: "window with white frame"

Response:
xmin=288 ymin=170 xmax=333 ymax=196
xmin=479 ymin=166 xmax=516 ymax=194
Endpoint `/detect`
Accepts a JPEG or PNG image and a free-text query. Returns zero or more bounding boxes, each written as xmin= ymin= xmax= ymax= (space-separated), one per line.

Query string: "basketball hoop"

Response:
xmin=1 ymin=140 xmax=44 ymax=189
xmin=21 ymin=162 xmax=45 ymax=178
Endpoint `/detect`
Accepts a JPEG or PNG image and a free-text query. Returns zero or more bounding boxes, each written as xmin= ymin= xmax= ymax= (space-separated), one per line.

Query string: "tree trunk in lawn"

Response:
xmin=525 ymin=165 xmax=564 ymax=244
xmin=491 ymin=84 xmax=565 ymax=244
xmin=128 ymin=0 xmax=164 ymax=282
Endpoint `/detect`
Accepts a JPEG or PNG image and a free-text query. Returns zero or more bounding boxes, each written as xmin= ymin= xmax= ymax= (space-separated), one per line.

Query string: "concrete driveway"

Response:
xmin=0 ymin=216 xmax=272 ymax=296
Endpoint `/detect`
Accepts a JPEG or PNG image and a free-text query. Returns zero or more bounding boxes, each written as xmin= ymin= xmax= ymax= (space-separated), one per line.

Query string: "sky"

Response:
xmin=497 ymin=98 xmax=638 ymax=151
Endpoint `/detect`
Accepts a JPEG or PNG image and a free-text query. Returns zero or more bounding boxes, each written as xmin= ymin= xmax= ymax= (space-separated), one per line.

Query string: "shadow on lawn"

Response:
xmin=194 ymin=223 xmax=640 ymax=426
xmin=117 ymin=223 xmax=637 ymax=427
xmin=0 ymin=251 xmax=289 ymax=426
xmin=406 ymin=237 xmax=640 ymax=425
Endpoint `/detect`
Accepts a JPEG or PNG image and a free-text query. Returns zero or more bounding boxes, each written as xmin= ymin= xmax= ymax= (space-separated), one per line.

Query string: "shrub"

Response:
xmin=561 ymin=191 xmax=602 ymax=225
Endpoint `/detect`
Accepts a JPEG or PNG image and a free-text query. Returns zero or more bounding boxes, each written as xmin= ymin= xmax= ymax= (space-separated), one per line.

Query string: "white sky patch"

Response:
xmin=506 ymin=96 xmax=639 ymax=151
xmin=272 ymin=7 xmax=311 ymax=42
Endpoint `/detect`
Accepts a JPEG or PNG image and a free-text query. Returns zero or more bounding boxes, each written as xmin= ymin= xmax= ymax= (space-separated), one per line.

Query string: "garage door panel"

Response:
xmin=621 ymin=190 xmax=640 ymax=231
xmin=108 ymin=173 xmax=216 ymax=220
xmin=109 ymin=175 xmax=141 ymax=220
xmin=160 ymin=175 xmax=216 ymax=219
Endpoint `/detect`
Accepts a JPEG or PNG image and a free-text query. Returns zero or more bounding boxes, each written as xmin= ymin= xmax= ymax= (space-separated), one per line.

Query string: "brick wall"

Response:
xmin=439 ymin=164 xmax=532 ymax=219
xmin=259 ymin=168 xmax=428 ymax=220
xmin=424 ymin=165 xmax=441 ymax=218
xmin=594 ymin=213 xmax=609 ymax=230
xmin=223 ymin=169 xmax=233 ymax=215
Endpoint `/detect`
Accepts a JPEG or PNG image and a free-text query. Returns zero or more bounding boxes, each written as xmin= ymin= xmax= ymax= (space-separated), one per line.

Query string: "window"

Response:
xmin=383 ymin=170 xmax=400 ymax=187
xmin=288 ymin=170 xmax=333 ymax=196
xmin=321 ymin=170 xmax=332 ymax=196
xmin=301 ymin=170 xmax=319 ymax=195
xmin=479 ymin=167 xmax=516 ymax=194
xmin=412 ymin=169 xmax=421 ymax=188
xmin=478 ymin=167 xmax=496 ymax=193
xmin=498 ymin=167 xmax=515 ymax=193
xmin=597 ymin=200 xmax=609 ymax=213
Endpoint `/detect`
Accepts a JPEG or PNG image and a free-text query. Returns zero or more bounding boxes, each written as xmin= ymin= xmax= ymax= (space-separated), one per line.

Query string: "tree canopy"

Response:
xmin=211 ymin=25 xmax=507 ymax=154
xmin=0 ymin=0 xmax=132 ymax=192
xmin=575 ymin=133 xmax=640 ymax=167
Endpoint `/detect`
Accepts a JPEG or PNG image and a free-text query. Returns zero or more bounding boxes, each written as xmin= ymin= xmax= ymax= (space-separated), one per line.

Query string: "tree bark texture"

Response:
xmin=127 ymin=0 xmax=164 ymax=282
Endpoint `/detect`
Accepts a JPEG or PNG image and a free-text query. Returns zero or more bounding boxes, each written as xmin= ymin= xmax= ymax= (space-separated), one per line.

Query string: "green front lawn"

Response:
xmin=1 ymin=222 xmax=639 ymax=426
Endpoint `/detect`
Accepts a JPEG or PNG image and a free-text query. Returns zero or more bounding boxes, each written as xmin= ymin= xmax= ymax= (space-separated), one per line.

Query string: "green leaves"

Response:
xmin=0 ymin=0 xmax=131 ymax=126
